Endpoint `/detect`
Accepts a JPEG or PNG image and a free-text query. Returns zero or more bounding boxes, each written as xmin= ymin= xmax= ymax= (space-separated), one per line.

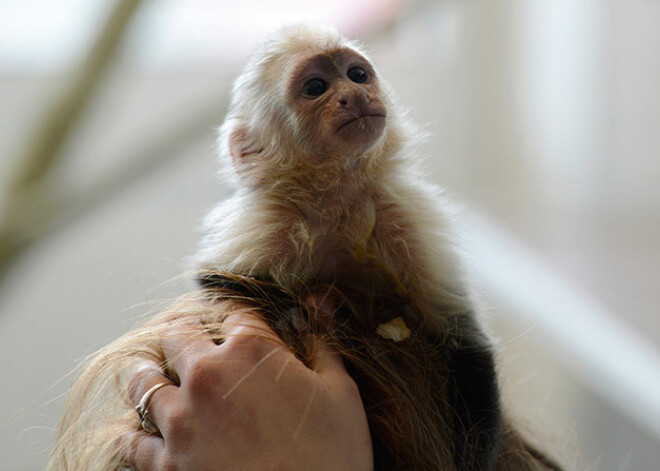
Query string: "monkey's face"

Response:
xmin=287 ymin=48 xmax=387 ymax=158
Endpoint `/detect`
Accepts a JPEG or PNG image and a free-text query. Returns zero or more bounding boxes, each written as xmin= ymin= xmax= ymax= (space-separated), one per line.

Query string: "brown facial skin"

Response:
xmin=287 ymin=48 xmax=387 ymax=157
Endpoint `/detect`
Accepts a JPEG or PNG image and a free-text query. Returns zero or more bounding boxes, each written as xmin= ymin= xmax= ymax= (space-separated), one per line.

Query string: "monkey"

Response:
xmin=191 ymin=24 xmax=557 ymax=471
xmin=47 ymin=24 xmax=563 ymax=471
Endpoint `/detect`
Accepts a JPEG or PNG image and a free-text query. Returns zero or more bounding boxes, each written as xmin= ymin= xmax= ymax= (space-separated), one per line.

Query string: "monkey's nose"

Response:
xmin=338 ymin=89 xmax=367 ymax=109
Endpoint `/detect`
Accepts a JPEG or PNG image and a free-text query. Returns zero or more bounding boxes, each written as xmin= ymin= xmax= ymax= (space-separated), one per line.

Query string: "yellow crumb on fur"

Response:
xmin=376 ymin=317 xmax=411 ymax=342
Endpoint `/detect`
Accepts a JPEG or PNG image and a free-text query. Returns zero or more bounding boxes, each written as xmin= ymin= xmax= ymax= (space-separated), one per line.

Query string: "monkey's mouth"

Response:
xmin=337 ymin=113 xmax=386 ymax=133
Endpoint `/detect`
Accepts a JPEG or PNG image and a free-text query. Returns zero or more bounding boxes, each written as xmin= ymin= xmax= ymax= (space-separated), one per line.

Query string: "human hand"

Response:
xmin=120 ymin=305 xmax=373 ymax=471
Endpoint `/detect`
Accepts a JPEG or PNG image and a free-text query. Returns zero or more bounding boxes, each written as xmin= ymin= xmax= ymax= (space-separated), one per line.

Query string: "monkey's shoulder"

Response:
xmin=195 ymin=181 xmax=467 ymax=307
xmin=194 ymin=192 xmax=296 ymax=275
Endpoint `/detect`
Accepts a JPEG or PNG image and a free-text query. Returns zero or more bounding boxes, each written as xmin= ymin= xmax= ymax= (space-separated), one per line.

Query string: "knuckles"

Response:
xmin=224 ymin=328 xmax=279 ymax=361
xmin=184 ymin=354 xmax=225 ymax=399
xmin=126 ymin=365 xmax=162 ymax=405
xmin=182 ymin=334 xmax=279 ymax=400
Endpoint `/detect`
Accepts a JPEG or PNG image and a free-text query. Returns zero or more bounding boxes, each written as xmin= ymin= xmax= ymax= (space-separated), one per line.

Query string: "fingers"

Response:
xmin=128 ymin=363 xmax=178 ymax=437
xmin=160 ymin=325 xmax=218 ymax=381
xmin=122 ymin=365 xmax=173 ymax=470
xmin=119 ymin=431 xmax=165 ymax=471
xmin=302 ymin=292 xmax=348 ymax=380
xmin=308 ymin=342 xmax=363 ymax=410
xmin=221 ymin=312 xmax=285 ymax=347
xmin=309 ymin=342 xmax=348 ymax=379
xmin=160 ymin=306 xmax=281 ymax=380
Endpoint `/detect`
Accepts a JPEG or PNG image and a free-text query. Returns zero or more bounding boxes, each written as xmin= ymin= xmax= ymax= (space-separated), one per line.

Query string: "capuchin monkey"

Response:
xmin=193 ymin=25 xmax=561 ymax=471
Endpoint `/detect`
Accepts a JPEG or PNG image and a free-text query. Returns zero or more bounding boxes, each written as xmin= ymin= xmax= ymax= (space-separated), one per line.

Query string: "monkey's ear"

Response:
xmin=226 ymin=122 xmax=265 ymax=185
xmin=228 ymin=124 xmax=250 ymax=162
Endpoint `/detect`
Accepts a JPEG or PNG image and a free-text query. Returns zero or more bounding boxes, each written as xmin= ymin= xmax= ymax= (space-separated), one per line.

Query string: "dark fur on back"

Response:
xmin=198 ymin=272 xmax=562 ymax=471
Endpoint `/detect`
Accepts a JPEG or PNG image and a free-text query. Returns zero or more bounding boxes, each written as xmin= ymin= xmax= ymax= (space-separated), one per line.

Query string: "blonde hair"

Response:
xmin=48 ymin=276 xmax=562 ymax=471
xmin=47 ymin=289 xmax=252 ymax=470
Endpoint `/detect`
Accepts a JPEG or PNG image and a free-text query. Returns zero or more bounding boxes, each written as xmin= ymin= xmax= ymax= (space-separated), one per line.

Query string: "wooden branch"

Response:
xmin=0 ymin=94 xmax=227 ymax=282
xmin=0 ymin=0 xmax=141 ymax=277
xmin=12 ymin=0 xmax=141 ymax=189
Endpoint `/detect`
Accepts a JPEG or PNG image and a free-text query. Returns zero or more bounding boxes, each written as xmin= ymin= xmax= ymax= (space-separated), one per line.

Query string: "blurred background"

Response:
xmin=1 ymin=0 xmax=659 ymax=469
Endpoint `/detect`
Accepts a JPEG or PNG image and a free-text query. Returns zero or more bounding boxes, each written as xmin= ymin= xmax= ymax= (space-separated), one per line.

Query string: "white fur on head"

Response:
xmin=216 ymin=24 xmax=375 ymax=187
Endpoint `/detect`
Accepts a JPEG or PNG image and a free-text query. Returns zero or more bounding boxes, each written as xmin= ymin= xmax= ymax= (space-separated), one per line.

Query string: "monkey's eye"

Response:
xmin=302 ymin=78 xmax=328 ymax=97
xmin=347 ymin=67 xmax=368 ymax=83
